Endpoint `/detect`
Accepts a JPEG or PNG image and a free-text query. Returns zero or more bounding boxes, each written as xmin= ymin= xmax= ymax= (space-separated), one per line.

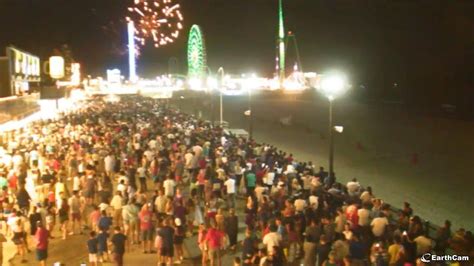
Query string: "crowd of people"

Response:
xmin=0 ymin=95 xmax=471 ymax=266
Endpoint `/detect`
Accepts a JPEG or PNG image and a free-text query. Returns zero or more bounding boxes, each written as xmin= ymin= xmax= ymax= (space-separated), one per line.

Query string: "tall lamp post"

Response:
xmin=47 ymin=56 xmax=65 ymax=109
xmin=248 ymin=85 xmax=253 ymax=139
xmin=217 ymin=67 xmax=225 ymax=126
xmin=245 ymin=74 xmax=258 ymax=139
xmin=318 ymin=73 xmax=348 ymax=180
xmin=206 ymin=75 xmax=218 ymax=125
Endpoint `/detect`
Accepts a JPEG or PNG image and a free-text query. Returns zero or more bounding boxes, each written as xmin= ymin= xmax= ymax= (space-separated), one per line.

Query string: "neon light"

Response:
xmin=187 ymin=25 xmax=207 ymax=79
xmin=278 ymin=0 xmax=286 ymax=87
xmin=128 ymin=21 xmax=137 ymax=82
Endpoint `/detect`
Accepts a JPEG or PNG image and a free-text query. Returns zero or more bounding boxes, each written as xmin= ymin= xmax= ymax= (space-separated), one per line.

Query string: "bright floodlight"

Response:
xmin=189 ymin=78 xmax=202 ymax=90
xmin=243 ymin=75 xmax=259 ymax=91
xmin=319 ymin=73 xmax=348 ymax=100
xmin=334 ymin=126 xmax=344 ymax=133
xmin=207 ymin=77 xmax=218 ymax=90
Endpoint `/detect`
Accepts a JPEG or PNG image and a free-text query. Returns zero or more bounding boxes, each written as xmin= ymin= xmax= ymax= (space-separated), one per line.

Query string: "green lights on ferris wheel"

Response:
xmin=187 ymin=24 xmax=207 ymax=78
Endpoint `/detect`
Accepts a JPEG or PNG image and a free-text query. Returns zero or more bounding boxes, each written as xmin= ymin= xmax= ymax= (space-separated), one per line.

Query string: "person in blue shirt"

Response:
xmin=98 ymin=211 xmax=112 ymax=232
xmin=97 ymin=229 xmax=110 ymax=263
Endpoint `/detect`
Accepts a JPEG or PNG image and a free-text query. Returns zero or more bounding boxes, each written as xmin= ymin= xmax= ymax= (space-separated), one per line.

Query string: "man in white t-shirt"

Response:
xmin=104 ymin=154 xmax=115 ymax=177
xmin=29 ymin=149 xmax=39 ymax=167
xmin=117 ymin=180 xmax=127 ymax=194
xmin=148 ymin=139 xmax=157 ymax=150
xmin=357 ymin=204 xmax=371 ymax=227
xmin=294 ymin=198 xmax=307 ymax=212
xmin=371 ymin=214 xmax=389 ymax=238
xmin=184 ymin=151 xmax=194 ymax=177
xmin=163 ymin=176 xmax=176 ymax=197
xmin=264 ymin=171 xmax=275 ymax=190
xmin=414 ymin=235 xmax=433 ymax=256
xmin=224 ymin=177 xmax=236 ymax=208
xmin=346 ymin=178 xmax=361 ymax=197
xmin=262 ymin=225 xmax=282 ymax=253
xmin=110 ymin=191 xmax=123 ymax=226
xmin=301 ymin=174 xmax=312 ymax=193
xmin=309 ymin=195 xmax=319 ymax=210
xmin=72 ymin=175 xmax=81 ymax=192
xmin=143 ymin=149 xmax=154 ymax=162
xmin=154 ymin=189 xmax=167 ymax=215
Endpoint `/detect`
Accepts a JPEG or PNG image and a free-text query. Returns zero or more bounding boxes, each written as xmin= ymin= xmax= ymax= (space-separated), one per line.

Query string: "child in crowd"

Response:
xmin=87 ymin=231 xmax=98 ymax=266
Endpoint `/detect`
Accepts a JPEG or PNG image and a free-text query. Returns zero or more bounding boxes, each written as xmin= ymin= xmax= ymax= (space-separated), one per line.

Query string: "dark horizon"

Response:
xmin=0 ymin=0 xmax=473 ymax=106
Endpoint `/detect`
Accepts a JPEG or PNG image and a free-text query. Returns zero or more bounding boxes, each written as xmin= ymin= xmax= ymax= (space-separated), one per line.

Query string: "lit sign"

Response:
xmin=6 ymin=46 xmax=40 ymax=81
xmin=107 ymin=69 xmax=121 ymax=84
xmin=49 ymin=56 xmax=65 ymax=79
xmin=71 ymin=63 xmax=81 ymax=85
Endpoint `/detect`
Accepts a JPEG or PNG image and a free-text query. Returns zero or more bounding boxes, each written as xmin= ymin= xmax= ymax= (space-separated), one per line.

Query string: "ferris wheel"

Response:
xmin=187 ymin=25 xmax=207 ymax=78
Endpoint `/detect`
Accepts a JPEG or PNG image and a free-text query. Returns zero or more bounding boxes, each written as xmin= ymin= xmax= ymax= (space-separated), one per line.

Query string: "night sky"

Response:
xmin=0 ymin=0 xmax=473 ymax=104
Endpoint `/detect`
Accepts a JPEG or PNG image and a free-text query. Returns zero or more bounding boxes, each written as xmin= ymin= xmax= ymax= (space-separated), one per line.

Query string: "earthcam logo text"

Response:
xmin=420 ymin=253 xmax=470 ymax=263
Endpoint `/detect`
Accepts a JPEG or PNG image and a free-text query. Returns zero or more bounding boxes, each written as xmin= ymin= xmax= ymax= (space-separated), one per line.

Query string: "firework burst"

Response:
xmin=126 ymin=0 xmax=184 ymax=48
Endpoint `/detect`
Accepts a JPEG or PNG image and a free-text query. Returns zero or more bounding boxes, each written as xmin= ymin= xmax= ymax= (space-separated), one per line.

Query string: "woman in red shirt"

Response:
xmin=204 ymin=221 xmax=225 ymax=266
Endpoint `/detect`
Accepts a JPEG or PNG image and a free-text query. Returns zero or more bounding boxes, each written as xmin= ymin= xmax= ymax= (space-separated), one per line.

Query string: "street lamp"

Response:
xmin=48 ymin=56 xmax=65 ymax=109
xmin=206 ymin=76 xmax=218 ymax=125
xmin=317 ymin=73 xmax=348 ymax=182
xmin=244 ymin=73 xmax=258 ymax=139
xmin=217 ymin=67 xmax=225 ymax=126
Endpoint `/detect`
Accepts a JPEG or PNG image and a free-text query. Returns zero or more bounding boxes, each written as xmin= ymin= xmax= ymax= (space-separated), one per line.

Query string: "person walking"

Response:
xmin=57 ymin=200 xmax=70 ymax=239
xmin=225 ymin=208 xmax=239 ymax=251
xmin=158 ymin=217 xmax=175 ymax=266
xmin=110 ymin=191 xmax=124 ymax=227
xmin=173 ymin=218 xmax=185 ymax=264
xmin=139 ymin=203 xmax=154 ymax=253
xmin=11 ymin=214 xmax=27 ymax=263
xmin=122 ymin=198 xmax=139 ymax=247
xmin=97 ymin=228 xmax=111 ymax=263
xmin=224 ymin=176 xmax=236 ymax=208
xmin=68 ymin=190 xmax=83 ymax=235
xmin=87 ymin=231 xmax=99 ymax=266
xmin=35 ymin=221 xmax=49 ymax=266
xmin=304 ymin=219 xmax=321 ymax=266
xmin=111 ymin=226 xmax=127 ymax=266
xmin=204 ymin=220 xmax=226 ymax=266
xmin=245 ymin=170 xmax=256 ymax=197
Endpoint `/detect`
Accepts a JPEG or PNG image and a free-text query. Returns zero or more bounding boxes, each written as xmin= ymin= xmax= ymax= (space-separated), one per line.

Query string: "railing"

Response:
xmin=0 ymin=93 xmax=40 ymax=124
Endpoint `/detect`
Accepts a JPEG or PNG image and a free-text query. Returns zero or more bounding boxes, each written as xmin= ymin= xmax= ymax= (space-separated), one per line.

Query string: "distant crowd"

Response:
xmin=0 ymin=95 xmax=471 ymax=266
